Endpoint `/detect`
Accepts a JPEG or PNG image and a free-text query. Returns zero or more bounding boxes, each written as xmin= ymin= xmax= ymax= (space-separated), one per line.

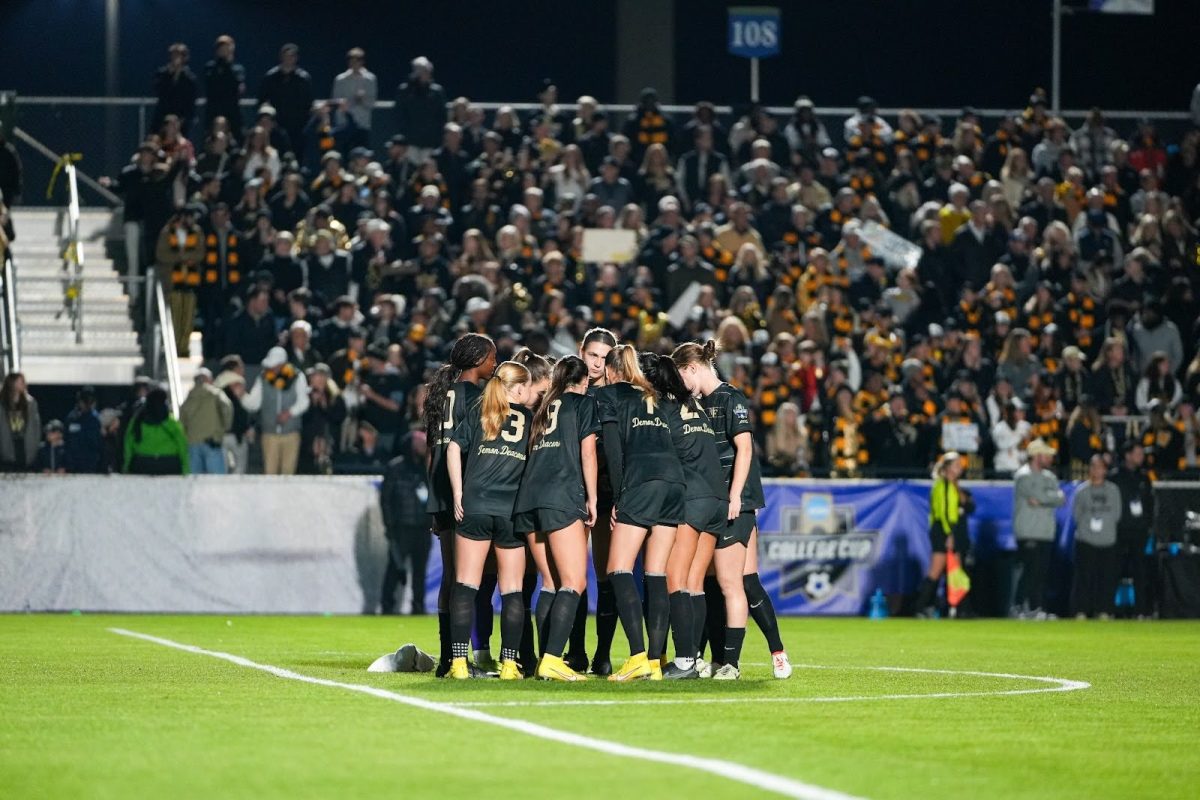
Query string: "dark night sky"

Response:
xmin=2 ymin=0 xmax=1197 ymax=110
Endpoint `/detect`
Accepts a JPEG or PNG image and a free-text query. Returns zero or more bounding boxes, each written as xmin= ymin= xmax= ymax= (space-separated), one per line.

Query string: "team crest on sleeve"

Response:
xmin=733 ymin=403 xmax=750 ymax=422
xmin=759 ymin=492 xmax=878 ymax=603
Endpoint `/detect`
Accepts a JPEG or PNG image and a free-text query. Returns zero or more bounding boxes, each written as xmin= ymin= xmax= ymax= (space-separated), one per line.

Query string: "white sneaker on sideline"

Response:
xmin=772 ymin=651 xmax=793 ymax=679
xmin=696 ymin=658 xmax=712 ymax=678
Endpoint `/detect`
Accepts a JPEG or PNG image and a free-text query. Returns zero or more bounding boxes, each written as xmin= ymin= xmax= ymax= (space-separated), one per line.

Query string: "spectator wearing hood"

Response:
xmin=1128 ymin=300 xmax=1183 ymax=374
xmin=241 ymin=346 xmax=310 ymax=475
xmin=124 ymin=388 xmax=190 ymax=475
xmin=64 ymin=386 xmax=104 ymax=474
xmin=35 ymin=420 xmax=66 ymax=475
xmin=379 ymin=430 xmax=432 ymax=614
xmin=180 ymin=368 xmax=234 ymax=474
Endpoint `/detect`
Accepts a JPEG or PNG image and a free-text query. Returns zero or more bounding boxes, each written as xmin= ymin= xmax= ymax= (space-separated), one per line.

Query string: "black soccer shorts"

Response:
xmin=458 ymin=514 xmax=523 ymax=549
xmin=615 ymin=480 xmax=684 ymax=529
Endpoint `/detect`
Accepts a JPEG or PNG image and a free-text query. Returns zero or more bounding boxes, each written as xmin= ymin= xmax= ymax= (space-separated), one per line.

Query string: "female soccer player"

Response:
xmin=642 ymin=353 xmax=727 ymax=679
xmin=514 ymin=356 xmax=600 ymax=681
xmin=423 ymin=333 xmax=496 ymax=677
xmin=673 ymin=340 xmax=791 ymax=680
xmin=595 ymin=345 xmax=684 ymax=681
xmin=574 ymin=327 xmax=617 ymax=674
xmin=445 ymin=361 xmax=534 ymax=680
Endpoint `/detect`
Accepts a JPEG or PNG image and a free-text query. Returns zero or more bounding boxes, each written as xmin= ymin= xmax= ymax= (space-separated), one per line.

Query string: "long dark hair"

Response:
xmin=530 ymin=355 xmax=588 ymax=442
xmin=0 ymin=373 xmax=28 ymax=414
xmin=133 ymin=388 xmax=170 ymax=443
xmin=641 ymin=351 xmax=700 ymax=412
xmin=423 ymin=333 xmax=495 ymax=440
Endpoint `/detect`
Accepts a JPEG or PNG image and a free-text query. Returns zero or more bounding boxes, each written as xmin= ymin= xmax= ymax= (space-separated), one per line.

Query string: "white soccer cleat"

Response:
xmin=712 ymin=663 xmax=741 ymax=680
xmin=696 ymin=658 xmax=712 ymax=678
xmin=772 ymin=651 xmax=793 ymax=679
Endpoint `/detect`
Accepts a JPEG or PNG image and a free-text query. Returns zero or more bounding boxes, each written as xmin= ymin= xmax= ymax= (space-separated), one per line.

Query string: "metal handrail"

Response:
xmin=60 ymin=162 xmax=85 ymax=344
xmin=152 ymin=276 xmax=183 ymax=414
xmin=1 ymin=250 xmax=20 ymax=375
xmin=8 ymin=126 xmax=121 ymax=206
xmin=15 ymin=94 xmax=1195 ymax=121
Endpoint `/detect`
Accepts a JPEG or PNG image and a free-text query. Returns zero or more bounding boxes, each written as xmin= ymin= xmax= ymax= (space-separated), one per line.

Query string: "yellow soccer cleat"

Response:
xmin=607 ymin=652 xmax=652 ymax=682
xmin=448 ymin=657 xmax=470 ymax=680
xmin=649 ymin=660 xmax=663 ymax=681
xmin=536 ymin=654 xmax=589 ymax=682
xmin=498 ymin=658 xmax=522 ymax=681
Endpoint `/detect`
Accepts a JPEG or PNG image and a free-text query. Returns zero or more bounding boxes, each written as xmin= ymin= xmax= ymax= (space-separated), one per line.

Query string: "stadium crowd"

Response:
xmin=4 ymin=36 xmax=1200 ymax=482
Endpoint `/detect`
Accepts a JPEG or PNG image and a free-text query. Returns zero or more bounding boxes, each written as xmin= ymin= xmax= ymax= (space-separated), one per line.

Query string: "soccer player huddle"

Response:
xmin=424 ymin=328 xmax=792 ymax=682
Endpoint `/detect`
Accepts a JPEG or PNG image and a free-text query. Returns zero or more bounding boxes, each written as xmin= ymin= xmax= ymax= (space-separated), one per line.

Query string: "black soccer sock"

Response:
xmin=609 ymin=571 xmax=645 ymax=656
xmin=438 ymin=610 xmax=452 ymax=667
xmin=645 ymin=573 xmax=669 ymax=661
xmin=499 ymin=591 xmax=525 ymax=664
xmin=545 ymin=589 xmax=581 ymax=658
xmin=915 ymin=577 xmax=937 ymax=611
xmin=566 ymin=586 xmax=588 ymax=657
xmin=669 ymin=590 xmax=695 ymax=667
xmin=520 ymin=574 xmax=537 ymax=669
xmin=471 ymin=573 xmax=497 ymax=652
xmin=535 ymin=588 xmax=557 ymax=655
xmin=744 ymin=573 xmax=785 ymax=653
xmin=449 ymin=583 xmax=478 ymax=661
xmin=594 ymin=579 xmax=618 ymax=662
xmin=691 ymin=591 xmax=708 ymax=659
xmin=704 ymin=576 xmax=726 ymax=663
xmin=723 ymin=626 xmax=746 ymax=669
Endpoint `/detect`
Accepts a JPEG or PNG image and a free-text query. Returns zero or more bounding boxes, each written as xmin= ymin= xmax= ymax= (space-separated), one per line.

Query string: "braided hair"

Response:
xmin=423 ymin=333 xmax=495 ymax=441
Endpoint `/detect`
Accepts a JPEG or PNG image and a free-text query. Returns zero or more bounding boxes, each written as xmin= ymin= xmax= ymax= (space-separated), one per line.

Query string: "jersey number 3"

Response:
xmin=502 ymin=411 xmax=526 ymax=443
xmin=543 ymin=400 xmax=562 ymax=436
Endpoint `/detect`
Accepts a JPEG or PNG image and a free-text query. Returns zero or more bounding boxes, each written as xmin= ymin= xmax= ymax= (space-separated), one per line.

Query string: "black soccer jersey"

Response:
xmin=661 ymin=399 xmax=726 ymax=501
xmin=704 ymin=382 xmax=765 ymax=510
xmin=450 ymin=400 xmax=532 ymax=517
xmin=515 ymin=392 xmax=601 ymax=514
xmin=595 ymin=383 xmax=684 ymax=497
xmin=587 ymin=382 xmax=613 ymax=503
xmin=427 ymin=380 xmax=481 ymax=514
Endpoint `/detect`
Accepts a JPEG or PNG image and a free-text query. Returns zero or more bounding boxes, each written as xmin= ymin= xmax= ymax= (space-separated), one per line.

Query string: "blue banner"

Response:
xmin=727 ymin=6 xmax=781 ymax=59
xmin=755 ymin=480 xmax=1081 ymax=615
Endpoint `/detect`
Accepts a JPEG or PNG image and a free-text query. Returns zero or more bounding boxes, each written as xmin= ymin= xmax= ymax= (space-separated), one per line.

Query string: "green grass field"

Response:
xmin=2 ymin=614 xmax=1198 ymax=799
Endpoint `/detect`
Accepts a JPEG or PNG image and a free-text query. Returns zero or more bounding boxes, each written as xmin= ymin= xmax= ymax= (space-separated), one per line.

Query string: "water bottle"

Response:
xmin=868 ymin=588 xmax=888 ymax=619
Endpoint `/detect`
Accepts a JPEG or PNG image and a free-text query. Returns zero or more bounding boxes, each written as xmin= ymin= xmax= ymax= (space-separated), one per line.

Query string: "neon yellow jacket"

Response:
xmin=930 ymin=478 xmax=959 ymax=535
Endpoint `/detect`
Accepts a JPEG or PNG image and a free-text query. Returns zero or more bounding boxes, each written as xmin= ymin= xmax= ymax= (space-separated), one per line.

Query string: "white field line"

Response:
xmin=107 ymin=628 xmax=864 ymax=800
xmin=446 ymin=663 xmax=1091 ymax=708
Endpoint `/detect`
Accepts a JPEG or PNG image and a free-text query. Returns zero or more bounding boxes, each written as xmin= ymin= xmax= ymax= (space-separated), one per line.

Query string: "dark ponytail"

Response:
xmin=530 ymin=355 xmax=589 ymax=442
xmin=512 ymin=347 xmax=552 ymax=384
xmin=424 ymin=333 xmax=495 ymax=440
xmin=645 ymin=354 xmax=700 ymax=412
xmin=582 ymin=327 xmax=617 ymax=349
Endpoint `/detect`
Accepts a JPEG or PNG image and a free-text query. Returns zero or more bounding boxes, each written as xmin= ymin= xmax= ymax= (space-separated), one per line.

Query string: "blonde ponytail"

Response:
xmin=606 ymin=344 xmax=657 ymax=410
xmin=481 ymin=361 xmax=530 ymax=440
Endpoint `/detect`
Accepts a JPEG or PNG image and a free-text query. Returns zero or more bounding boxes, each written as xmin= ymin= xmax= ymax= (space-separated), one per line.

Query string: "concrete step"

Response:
xmin=15 ymin=279 xmax=130 ymax=299
xmin=22 ymin=328 xmax=139 ymax=345
xmin=17 ymin=258 xmax=117 ymax=270
xmin=18 ymin=299 xmax=132 ymax=315
xmin=20 ymin=319 xmax=136 ymax=334
xmin=19 ymin=354 xmax=144 ymax=386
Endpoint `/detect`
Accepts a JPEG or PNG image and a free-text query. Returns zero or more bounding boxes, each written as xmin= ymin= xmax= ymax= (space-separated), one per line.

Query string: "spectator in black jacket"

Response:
xmin=64 ymin=386 xmax=104 ymax=474
xmin=1110 ymin=440 xmax=1156 ymax=617
xmin=203 ymin=35 xmax=245 ymax=132
xmin=952 ymin=200 xmax=1005 ymax=289
xmin=35 ymin=420 xmax=66 ymax=475
xmin=221 ymin=286 xmax=277 ymax=368
xmin=215 ymin=358 xmax=253 ymax=474
xmin=395 ymin=57 xmax=446 ymax=165
xmin=379 ymin=430 xmax=431 ymax=614
xmin=152 ymin=43 xmax=198 ymax=136
xmin=257 ymin=44 xmax=313 ymax=161
xmin=623 ymin=87 xmax=674 ymax=160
